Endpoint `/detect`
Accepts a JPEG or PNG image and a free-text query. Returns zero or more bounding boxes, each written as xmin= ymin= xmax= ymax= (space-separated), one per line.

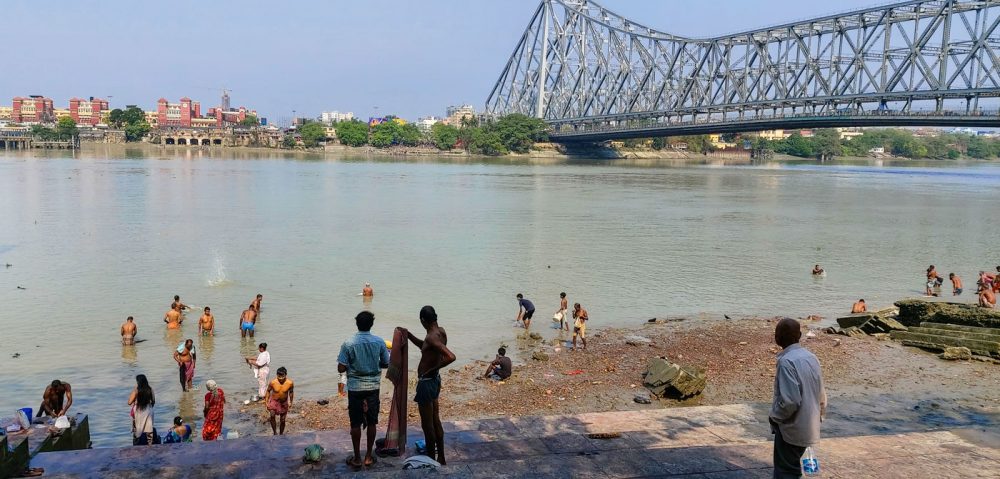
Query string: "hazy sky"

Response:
xmin=2 ymin=0 xmax=879 ymax=122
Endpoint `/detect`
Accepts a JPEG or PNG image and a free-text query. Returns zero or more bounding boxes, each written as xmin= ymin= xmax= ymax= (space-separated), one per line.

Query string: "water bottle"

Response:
xmin=801 ymin=446 xmax=820 ymax=476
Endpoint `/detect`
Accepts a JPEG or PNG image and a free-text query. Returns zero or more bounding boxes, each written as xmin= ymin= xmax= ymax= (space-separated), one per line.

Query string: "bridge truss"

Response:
xmin=485 ymin=0 xmax=1000 ymax=141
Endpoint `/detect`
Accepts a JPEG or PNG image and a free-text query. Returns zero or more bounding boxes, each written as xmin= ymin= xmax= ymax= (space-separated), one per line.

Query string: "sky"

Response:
xmin=1 ymin=0 xmax=882 ymax=123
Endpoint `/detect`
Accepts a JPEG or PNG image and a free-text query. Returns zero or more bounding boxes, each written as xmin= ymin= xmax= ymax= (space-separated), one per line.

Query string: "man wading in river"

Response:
xmin=405 ymin=306 xmax=456 ymax=465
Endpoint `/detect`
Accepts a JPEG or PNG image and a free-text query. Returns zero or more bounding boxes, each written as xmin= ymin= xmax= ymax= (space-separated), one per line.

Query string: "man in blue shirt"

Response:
xmin=338 ymin=311 xmax=390 ymax=469
xmin=516 ymin=293 xmax=535 ymax=330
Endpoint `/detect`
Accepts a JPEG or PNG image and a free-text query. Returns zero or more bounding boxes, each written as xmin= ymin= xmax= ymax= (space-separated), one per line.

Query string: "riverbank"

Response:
xmin=239 ymin=316 xmax=999 ymax=438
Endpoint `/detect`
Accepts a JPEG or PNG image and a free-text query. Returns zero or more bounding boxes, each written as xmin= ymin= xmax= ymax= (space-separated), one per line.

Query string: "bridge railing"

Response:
xmin=550 ymin=109 xmax=1000 ymax=137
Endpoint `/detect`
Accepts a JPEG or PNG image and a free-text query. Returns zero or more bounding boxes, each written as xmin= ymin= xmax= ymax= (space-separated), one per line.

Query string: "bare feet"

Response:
xmin=363 ymin=455 xmax=377 ymax=467
xmin=346 ymin=456 xmax=363 ymax=469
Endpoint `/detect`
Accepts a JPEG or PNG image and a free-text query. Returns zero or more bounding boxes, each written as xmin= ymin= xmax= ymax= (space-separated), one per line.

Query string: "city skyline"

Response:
xmin=2 ymin=0 xmax=890 ymax=121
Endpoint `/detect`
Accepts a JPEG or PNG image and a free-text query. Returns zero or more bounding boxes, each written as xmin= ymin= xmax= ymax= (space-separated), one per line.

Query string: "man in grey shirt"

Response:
xmin=770 ymin=318 xmax=827 ymax=478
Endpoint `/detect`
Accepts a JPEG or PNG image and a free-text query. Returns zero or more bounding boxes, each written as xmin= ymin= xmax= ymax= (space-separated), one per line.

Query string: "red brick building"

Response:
xmin=207 ymin=106 xmax=256 ymax=127
xmin=68 ymin=97 xmax=109 ymax=126
xmin=12 ymin=96 xmax=55 ymax=123
xmin=156 ymin=97 xmax=201 ymax=128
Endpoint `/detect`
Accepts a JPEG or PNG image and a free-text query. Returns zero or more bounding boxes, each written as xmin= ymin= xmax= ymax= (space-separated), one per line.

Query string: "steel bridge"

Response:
xmin=485 ymin=0 xmax=1000 ymax=141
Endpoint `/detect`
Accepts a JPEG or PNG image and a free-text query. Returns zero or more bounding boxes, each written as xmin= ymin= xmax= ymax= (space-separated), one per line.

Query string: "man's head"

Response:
xmin=498 ymin=347 xmax=506 ymax=356
xmin=419 ymin=305 xmax=437 ymax=328
xmin=949 ymin=273 xmax=955 ymax=279
xmin=365 ymin=282 xmax=371 ymax=287
xmin=256 ymin=294 xmax=263 ymax=300
xmin=574 ymin=302 xmax=581 ymax=310
xmin=185 ymin=339 xmax=193 ymax=349
xmin=774 ymin=318 xmax=802 ymax=349
xmin=249 ymin=304 xmax=256 ymax=311
xmin=204 ymin=306 xmax=211 ymax=313
xmin=259 ymin=342 xmax=267 ymax=351
xmin=355 ymin=311 xmax=375 ymax=332
xmin=858 ymin=299 xmax=865 ymax=303
xmin=560 ymin=292 xmax=566 ymax=299
xmin=928 ymin=265 xmax=935 ymax=271
xmin=126 ymin=316 xmax=134 ymax=322
xmin=51 ymin=380 xmax=62 ymax=390
xmin=516 ymin=293 xmax=523 ymax=300
xmin=174 ymin=295 xmax=180 ymax=301
xmin=276 ymin=367 xmax=287 ymax=378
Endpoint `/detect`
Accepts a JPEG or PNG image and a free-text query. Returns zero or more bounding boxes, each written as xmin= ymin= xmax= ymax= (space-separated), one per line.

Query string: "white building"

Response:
xmin=416 ymin=116 xmax=442 ymax=131
xmin=320 ymin=111 xmax=355 ymax=124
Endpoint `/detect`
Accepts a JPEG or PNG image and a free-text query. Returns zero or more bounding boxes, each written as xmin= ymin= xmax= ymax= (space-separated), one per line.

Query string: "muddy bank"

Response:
xmin=234 ymin=317 xmax=999 ymax=438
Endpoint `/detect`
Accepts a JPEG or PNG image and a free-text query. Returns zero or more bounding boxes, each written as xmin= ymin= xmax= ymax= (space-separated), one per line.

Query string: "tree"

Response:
xmin=335 ymin=120 xmax=368 ymax=147
xmin=108 ymin=108 xmax=125 ymax=128
xmin=467 ymin=129 xmax=508 ymax=156
xmin=298 ymin=122 xmax=327 ymax=148
xmin=490 ymin=114 xmax=548 ymax=153
xmin=123 ymin=121 xmax=151 ymax=142
xmin=56 ymin=117 xmax=78 ymax=140
xmin=811 ymin=129 xmax=842 ymax=161
xmin=239 ymin=115 xmax=260 ymax=128
xmin=282 ymin=134 xmax=296 ymax=148
xmin=370 ymin=121 xmax=399 ymax=148
xmin=775 ymin=133 xmax=814 ymax=157
xmin=399 ymin=123 xmax=423 ymax=147
xmin=431 ymin=123 xmax=460 ymax=150
xmin=121 ymin=106 xmax=145 ymax=125
xmin=30 ymin=124 xmax=56 ymax=140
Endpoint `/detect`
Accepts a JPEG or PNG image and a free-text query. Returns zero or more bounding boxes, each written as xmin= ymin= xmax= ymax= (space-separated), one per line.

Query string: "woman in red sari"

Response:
xmin=202 ymin=379 xmax=225 ymax=441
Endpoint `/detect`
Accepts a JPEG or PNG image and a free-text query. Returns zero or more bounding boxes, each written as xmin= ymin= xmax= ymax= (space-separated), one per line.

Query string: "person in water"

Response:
xmin=38 ymin=380 xmax=73 ymax=417
xmin=572 ymin=303 xmax=589 ymax=351
xmin=926 ymin=265 xmax=940 ymax=296
xmin=173 ymin=339 xmax=196 ymax=392
xmin=171 ymin=295 xmax=188 ymax=312
xmin=812 ymin=264 xmax=824 ymax=275
xmin=121 ymin=316 xmax=137 ymax=345
xmin=164 ymin=304 xmax=182 ymax=329
xmin=405 ymin=306 xmax=456 ymax=465
xmin=515 ymin=293 xmax=535 ymax=330
xmin=129 ymin=374 xmax=155 ymax=446
xmin=980 ymin=285 xmax=997 ymax=309
xmin=202 ymin=379 xmax=225 ymax=441
xmin=851 ymin=299 xmax=867 ymax=314
xmin=556 ymin=292 xmax=569 ymax=332
xmin=252 ymin=294 xmax=263 ymax=312
xmin=949 ymin=273 xmax=963 ymax=296
xmin=198 ymin=307 xmax=214 ymax=336
xmin=163 ymin=416 xmax=192 ymax=443
xmin=240 ymin=304 xmax=257 ymax=338
xmin=265 ymin=367 xmax=294 ymax=435
xmin=362 ymin=282 xmax=374 ymax=297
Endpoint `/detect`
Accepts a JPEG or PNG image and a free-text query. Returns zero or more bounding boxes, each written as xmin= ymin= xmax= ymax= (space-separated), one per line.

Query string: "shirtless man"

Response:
xmin=37 ymin=380 xmax=73 ymax=418
xmin=164 ymin=304 xmax=183 ymax=329
xmin=198 ymin=307 xmax=215 ymax=336
xmin=557 ymin=292 xmax=569 ymax=331
xmin=171 ymin=295 xmax=188 ymax=312
xmin=121 ymin=316 xmax=137 ymax=345
xmin=173 ymin=339 xmax=196 ymax=391
xmin=572 ymin=303 xmax=589 ymax=351
xmin=980 ymin=286 xmax=997 ymax=309
xmin=240 ymin=304 xmax=257 ymax=338
xmin=265 ymin=367 xmax=294 ymax=435
xmin=405 ymin=306 xmax=456 ymax=465
xmin=251 ymin=294 xmax=263 ymax=312
xmin=812 ymin=264 xmax=825 ymax=275
xmin=362 ymin=283 xmax=374 ymax=298
xmin=851 ymin=299 xmax=867 ymax=314
xmin=926 ymin=265 xmax=940 ymax=296
xmin=949 ymin=273 xmax=963 ymax=296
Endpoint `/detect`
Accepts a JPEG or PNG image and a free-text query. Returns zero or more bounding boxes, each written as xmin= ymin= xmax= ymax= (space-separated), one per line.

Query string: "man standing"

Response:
xmin=483 ymin=347 xmax=512 ymax=380
xmin=770 ymin=318 xmax=827 ymax=479
xmin=557 ymin=292 xmax=569 ymax=331
xmin=572 ymin=303 xmax=588 ymax=351
xmin=406 ymin=306 xmax=456 ymax=465
xmin=949 ymin=273 xmax=963 ymax=296
xmin=121 ymin=316 xmax=137 ymax=345
xmin=252 ymin=294 xmax=263 ymax=312
xmin=37 ymin=380 xmax=73 ymax=418
xmin=198 ymin=307 xmax=215 ymax=336
xmin=515 ymin=293 xmax=535 ymax=330
xmin=240 ymin=304 xmax=257 ymax=338
xmin=264 ymin=367 xmax=294 ymax=435
xmin=362 ymin=283 xmax=374 ymax=298
xmin=171 ymin=295 xmax=188 ymax=312
xmin=337 ymin=311 xmax=390 ymax=469
xmin=851 ymin=299 xmax=866 ymax=314
xmin=245 ymin=343 xmax=270 ymax=401
xmin=173 ymin=339 xmax=196 ymax=392
xmin=164 ymin=304 xmax=182 ymax=329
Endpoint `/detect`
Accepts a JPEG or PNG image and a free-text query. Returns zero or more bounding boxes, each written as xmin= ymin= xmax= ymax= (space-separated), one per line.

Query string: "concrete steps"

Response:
xmin=891 ymin=322 xmax=1000 ymax=357
xmin=29 ymin=403 xmax=1000 ymax=478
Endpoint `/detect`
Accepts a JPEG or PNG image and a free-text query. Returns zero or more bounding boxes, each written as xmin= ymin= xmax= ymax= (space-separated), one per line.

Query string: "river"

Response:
xmin=0 ymin=145 xmax=997 ymax=447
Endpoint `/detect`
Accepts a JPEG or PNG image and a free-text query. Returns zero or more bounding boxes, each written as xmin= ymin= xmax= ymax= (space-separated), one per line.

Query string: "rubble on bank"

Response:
xmin=642 ymin=357 xmax=706 ymax=399
xmin=895 ymin=299 xmax=1000 ymax=329
xmin=827 ymin=307 xmax=907 ymax=337
xmin=891 ymin=322 xmax=1000 ymax=358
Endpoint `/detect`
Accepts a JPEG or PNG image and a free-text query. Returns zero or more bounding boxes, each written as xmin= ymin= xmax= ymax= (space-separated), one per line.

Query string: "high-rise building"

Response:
xmin=12 ymin=96 xmax=55 ymax=124
xmin=221 ymin=90 xmax=231 ymax=111
xmin=443 ymin=105 xmax=475 ymax=126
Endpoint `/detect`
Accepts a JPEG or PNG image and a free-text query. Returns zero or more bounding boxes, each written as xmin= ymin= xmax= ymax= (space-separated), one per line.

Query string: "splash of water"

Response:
xmin=206 ymin=254 xmax=232 ymax=287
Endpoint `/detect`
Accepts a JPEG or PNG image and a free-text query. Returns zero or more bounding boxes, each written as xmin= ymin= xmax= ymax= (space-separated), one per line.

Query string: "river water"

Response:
xmin=0 ymin=146 xmax=997 ymax=447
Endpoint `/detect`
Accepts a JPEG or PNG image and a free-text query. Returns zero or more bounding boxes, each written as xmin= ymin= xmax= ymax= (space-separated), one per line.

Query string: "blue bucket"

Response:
xmin=17 ymin=408 xmax=32 ymax=428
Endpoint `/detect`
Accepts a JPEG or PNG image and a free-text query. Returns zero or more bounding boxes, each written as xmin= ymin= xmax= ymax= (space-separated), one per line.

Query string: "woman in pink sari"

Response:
xmin=202 ymin=379 xmax=225 ymax=441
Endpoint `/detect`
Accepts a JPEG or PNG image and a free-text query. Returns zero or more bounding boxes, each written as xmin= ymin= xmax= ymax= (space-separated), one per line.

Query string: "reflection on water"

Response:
xmin=1 ymin=146 xmax=998 ymax=447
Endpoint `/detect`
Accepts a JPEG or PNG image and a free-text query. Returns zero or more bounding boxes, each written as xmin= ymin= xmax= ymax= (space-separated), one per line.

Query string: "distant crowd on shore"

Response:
xmin=811 ymin=264 xmax=999 ymax=312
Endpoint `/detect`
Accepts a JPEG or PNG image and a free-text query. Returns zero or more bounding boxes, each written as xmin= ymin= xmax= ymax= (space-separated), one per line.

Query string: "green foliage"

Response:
xmin=239 ymin=115 xmax=260 ymax=127
xmin=452 ymin=114 xmax=547 ymax=155
xmin=369 ymin=120 xmax=424 ymax=148
xmin=298 ymin=122 xmax=327 ymax=148
xmin=811 ymin=129 xmax=842 ymax=160
xmin=775 ymin=132 xmax=814 ymax=157
xmin=121 ymin=106 xmax=145 ymax=126
xmin=467 ymin=129 xmax=508 ymax=156
xmin=56 ymin=117 xmax=78 ymax=140
xmin=123 ymin=122 xmax=151 ymax=142
xmin=282 ymin=134 xmax=296 ymax=148
xmin=431 ymin=123 xmax=460 ymax=150
xmin=30 ymin=124 xmax=57 ymax=140
xmin=108 ymin=109 xmax=125 ymax=128
xmin=335 ymin=120 xmax=369 ymax=147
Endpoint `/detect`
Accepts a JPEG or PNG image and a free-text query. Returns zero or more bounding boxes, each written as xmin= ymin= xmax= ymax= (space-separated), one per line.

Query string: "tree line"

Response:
xmin=317 ymin=114 xmax=549 ymax=155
